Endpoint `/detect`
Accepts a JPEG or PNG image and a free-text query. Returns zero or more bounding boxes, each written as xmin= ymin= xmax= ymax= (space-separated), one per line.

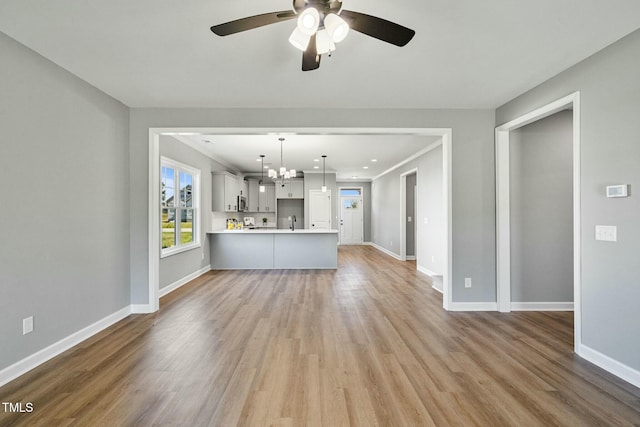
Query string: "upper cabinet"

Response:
xmin=212 ymin=172 xmax=239 ymax=212
xmin=276 ymin=178 xmax=304 ymax=199
xmin=247 ymin=179 xmax=275 ymax=212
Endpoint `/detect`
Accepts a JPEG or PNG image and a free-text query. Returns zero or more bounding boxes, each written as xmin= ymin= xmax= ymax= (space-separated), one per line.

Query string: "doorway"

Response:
xmin=495 ymin=91 xmax=581 ymax=353
xmin=309 ymin=189 xmax=332 ymax=229
xmin=339 ymin=187 xmax=363 ymax=244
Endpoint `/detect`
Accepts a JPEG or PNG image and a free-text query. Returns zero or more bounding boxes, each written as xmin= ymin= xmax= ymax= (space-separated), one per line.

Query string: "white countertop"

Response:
xmin=208 ymin=228 xmax=339 ymax=234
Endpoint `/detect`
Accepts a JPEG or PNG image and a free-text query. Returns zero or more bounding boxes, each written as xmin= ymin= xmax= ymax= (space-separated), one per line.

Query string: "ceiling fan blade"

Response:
xmin=302 ymin=33 xmax=321 ymax=71
xmin=211 ymin=11 xmax=296 ymax=36
xmin=339 ymin=10 xmax=415 ymax=46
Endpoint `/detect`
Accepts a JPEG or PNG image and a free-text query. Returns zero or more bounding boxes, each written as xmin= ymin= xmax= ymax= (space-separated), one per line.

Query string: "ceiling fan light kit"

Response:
xmin=211 ymin=0 xmax=415 ymax=71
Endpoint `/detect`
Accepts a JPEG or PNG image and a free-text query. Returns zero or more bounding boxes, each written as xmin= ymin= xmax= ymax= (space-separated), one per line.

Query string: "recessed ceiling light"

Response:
xmin=363 ymin=166 xmax=369 ymax=169
xmin=313 ymin=159 xmax=319 ymax=162
xmin=256 ymin=158 xmax=262 ymax=162
xmin=314 ymin=166 xmax=319 ymax=169
xmin=371 ymin=159 xmax=377 ymax=162
xmin=352 ymin=176 xmax=358 ymax=179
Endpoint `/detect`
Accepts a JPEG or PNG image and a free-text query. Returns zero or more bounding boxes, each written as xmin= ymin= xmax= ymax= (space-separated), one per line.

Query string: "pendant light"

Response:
xmin=259 ymin=154 xmax=266 ymax=193
xmin=268 ymin=138 xmax=296 ymax=186
xmin=321 ymin=155 xmax=327 ymax=192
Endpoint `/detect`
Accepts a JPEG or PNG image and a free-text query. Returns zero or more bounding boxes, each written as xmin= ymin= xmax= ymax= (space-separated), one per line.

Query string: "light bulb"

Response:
xmin=297 ymin=8 xmax=319 ymax=36
xmin=290 ymin=170 xmax=297 ymax=178
xmin=325 ymin=13 xmax=349 ymax=43
xmin=259 ymin=185 xmax=265 ymax=193
xmin=316 ymin=29 xmax=335 ymax=55
xmin=321 ymin=185 xmax=327 ymax=193
xmin=289 ymin=27 xmax=310 ymax=51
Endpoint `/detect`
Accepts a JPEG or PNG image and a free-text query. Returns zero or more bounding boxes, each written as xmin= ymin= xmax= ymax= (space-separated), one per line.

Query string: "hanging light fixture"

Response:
xmin=288 ymin=7 xmax=350 ymax=55
xmin=259 ymin=154 xmax=266 ymax=193
xmin=268 ymin=138 xmax=296 ymax=187
xmin=321 ymin=155 xmax=327 ymax=192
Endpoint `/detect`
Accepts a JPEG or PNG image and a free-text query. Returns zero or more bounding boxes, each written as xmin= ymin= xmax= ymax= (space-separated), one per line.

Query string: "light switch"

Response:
xmin=595 ymin=225 xmax=617 ymax=242
xmin=407 ymin=216 xmax=412 ymax=222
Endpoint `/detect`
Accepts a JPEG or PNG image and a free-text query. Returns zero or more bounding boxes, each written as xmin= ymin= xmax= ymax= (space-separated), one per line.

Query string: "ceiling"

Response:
xmin=1 ymin=1 xmax=640 ymax=110
xmin=170 ymin=133 xmax=441 ymax=181
xmin=2 ymin=1 xmax=639 ymax=179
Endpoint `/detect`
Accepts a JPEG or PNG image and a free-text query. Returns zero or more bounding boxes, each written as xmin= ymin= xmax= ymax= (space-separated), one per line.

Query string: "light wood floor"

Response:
xmin=2 ymin=245 xmax=639 ymax=426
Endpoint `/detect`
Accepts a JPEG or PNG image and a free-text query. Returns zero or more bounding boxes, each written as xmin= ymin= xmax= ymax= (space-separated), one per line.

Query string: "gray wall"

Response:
xmin=130 ymin=108 xmax=496 ymax=305
xmin=337 ymin=181 xmax=372 ymax=242
xmin=497 ymin=29 xmax=640 ymax=370
xmin=509 ymin=111 xmax=573 ymax=303
xmin=406 ymin=174 xmax=417 ymax=256
xmin=0 ymin=32 xmax=130 ymax=370
xmin=372 ymin=144 xmax=445 ymax=277
xmin=159 ymin=136 xmax=216 ymax=289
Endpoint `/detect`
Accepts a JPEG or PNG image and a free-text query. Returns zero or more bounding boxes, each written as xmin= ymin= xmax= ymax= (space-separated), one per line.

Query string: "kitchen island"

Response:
xmin=207 ymin=229 xmax=338 ymax=270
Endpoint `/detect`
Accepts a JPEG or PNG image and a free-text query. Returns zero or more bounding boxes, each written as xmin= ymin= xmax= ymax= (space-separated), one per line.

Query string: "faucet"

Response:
xmin=290 ymin=215 xmax=296 ymax=231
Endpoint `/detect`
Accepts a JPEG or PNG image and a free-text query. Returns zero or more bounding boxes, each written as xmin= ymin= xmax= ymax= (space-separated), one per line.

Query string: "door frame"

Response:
xmin=338 ymin=186 xmax=364 ymax=244
xmin=147 ymin=127 xmax=453 ymax=313
xmin=495 ymin=91 xmax=581 ymax=353
xmin=400 ymin=169 xmax=418 ymax=262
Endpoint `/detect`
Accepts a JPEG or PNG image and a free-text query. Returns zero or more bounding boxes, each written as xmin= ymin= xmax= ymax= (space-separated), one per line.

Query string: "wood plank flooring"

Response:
xmin=1 ymin=245 xmax=639 ymax=426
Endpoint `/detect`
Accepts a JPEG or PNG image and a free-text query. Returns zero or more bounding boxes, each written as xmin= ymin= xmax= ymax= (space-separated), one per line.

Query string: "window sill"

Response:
xmin=161 ymin=242 xmax=201 ymax=259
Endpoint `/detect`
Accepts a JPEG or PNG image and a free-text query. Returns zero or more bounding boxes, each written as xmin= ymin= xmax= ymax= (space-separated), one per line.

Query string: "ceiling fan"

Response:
xmin=210 ymin=0 xmax=415 ymax=71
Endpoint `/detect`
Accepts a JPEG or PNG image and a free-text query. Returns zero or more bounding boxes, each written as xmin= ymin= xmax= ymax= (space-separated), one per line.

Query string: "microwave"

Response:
xmin=237 ymin=195 xmax=247 ymax=212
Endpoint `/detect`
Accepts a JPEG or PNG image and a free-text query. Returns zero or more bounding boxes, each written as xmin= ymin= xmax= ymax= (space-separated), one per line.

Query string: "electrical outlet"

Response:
xmin=464 ymin=278 xmax=472 ymax=288
xmin=23 ymin=316 xmax=34 ymax=335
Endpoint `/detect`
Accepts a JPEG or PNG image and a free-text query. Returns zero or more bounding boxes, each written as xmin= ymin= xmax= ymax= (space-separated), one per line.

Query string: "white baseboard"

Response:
xmin=406 ymin=255 xmax=416 ymax=261
xmin=0 ymin=306 xmax=131 ymax=388
xmin=448 ymin=302 xmax=498 ymax=311
xmin=431 ymin=285 xmax=444 ymax=294
xmin=159 ymin=265 xmax=211 ymax=298
xmin=417 ymin=265 xmax=440 ymax=277
xmin=511 ymin=302 xmax=574 ymax=311
xmin=369 ymin=243 xmax=402 ymax=261
xmin=579 ymin=344 xmax=640 ymax=389
xmin=130 ymin=304 xmax=154 ymax=314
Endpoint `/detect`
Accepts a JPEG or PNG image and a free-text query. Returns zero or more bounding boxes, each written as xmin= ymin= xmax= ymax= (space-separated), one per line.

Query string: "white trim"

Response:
xmin=0 ymin=306 xmax=131 ymax=387
xmin=579 ymin=344 xmax=640 ymax=389
xmin=399 ymin=169 xmax=418 ymax=262
xmin=406 ymin=255 xmax=416 ymax=261
xmin=160 ymin=156 xmax=202 ymax=259
xmin=511 ymin=302 xmax=574 ymax=311
xmin=373 ymin=140 xmax=442 ymax=181
xmin=417 ymin=265 xmax=440 ymax=277
xmin=448 ymin=302 xmax=498 ymax=312
xmin=159 ymin=265 xmax=211 ymax=298
xmin=149 ymin=131 xmax=160 ymax=313
xmin=442 ymin=130 xmax=453 ymax=311
xmin=150 ymin=127 xmax=453 ymax=317
xmin=431 ymin=285 xmax=444 ymax=294
xmin=130 ymin=304 xmax=154 ymax=314
xmin=369 ymin=242 xmax=402 ymax=261
xmin=495 ymin=92 xmax=581 ymax=354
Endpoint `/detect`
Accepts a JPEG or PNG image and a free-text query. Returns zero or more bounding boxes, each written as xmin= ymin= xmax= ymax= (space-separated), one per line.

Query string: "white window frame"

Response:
xmin=160 ymin=156 xmax=201 ymax=258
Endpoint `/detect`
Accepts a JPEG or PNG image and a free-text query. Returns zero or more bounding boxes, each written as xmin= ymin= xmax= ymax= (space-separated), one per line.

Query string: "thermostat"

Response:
xmin=606 ymin=185 xmax=629 ymax=198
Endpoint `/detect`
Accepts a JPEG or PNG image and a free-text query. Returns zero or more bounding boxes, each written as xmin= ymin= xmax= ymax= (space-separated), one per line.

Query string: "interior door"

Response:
xmin=340 ymin=195 xmax=363 ymax=244
xmin=309 ymin=190 xmax=332 ymax=229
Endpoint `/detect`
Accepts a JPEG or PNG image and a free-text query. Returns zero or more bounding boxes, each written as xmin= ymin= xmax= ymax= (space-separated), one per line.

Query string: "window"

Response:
xmin=161 ymin=157 xmax=200 ymax=257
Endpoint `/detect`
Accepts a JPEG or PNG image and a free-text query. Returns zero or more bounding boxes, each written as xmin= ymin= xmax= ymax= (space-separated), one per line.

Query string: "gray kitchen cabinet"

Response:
xmin=247 ymin=180 xmax=275 ymax=212
xmin=212 ymin=171 xmax=238 ymax=212
xmin=276 ymin=178 xmax=304 ymax=199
